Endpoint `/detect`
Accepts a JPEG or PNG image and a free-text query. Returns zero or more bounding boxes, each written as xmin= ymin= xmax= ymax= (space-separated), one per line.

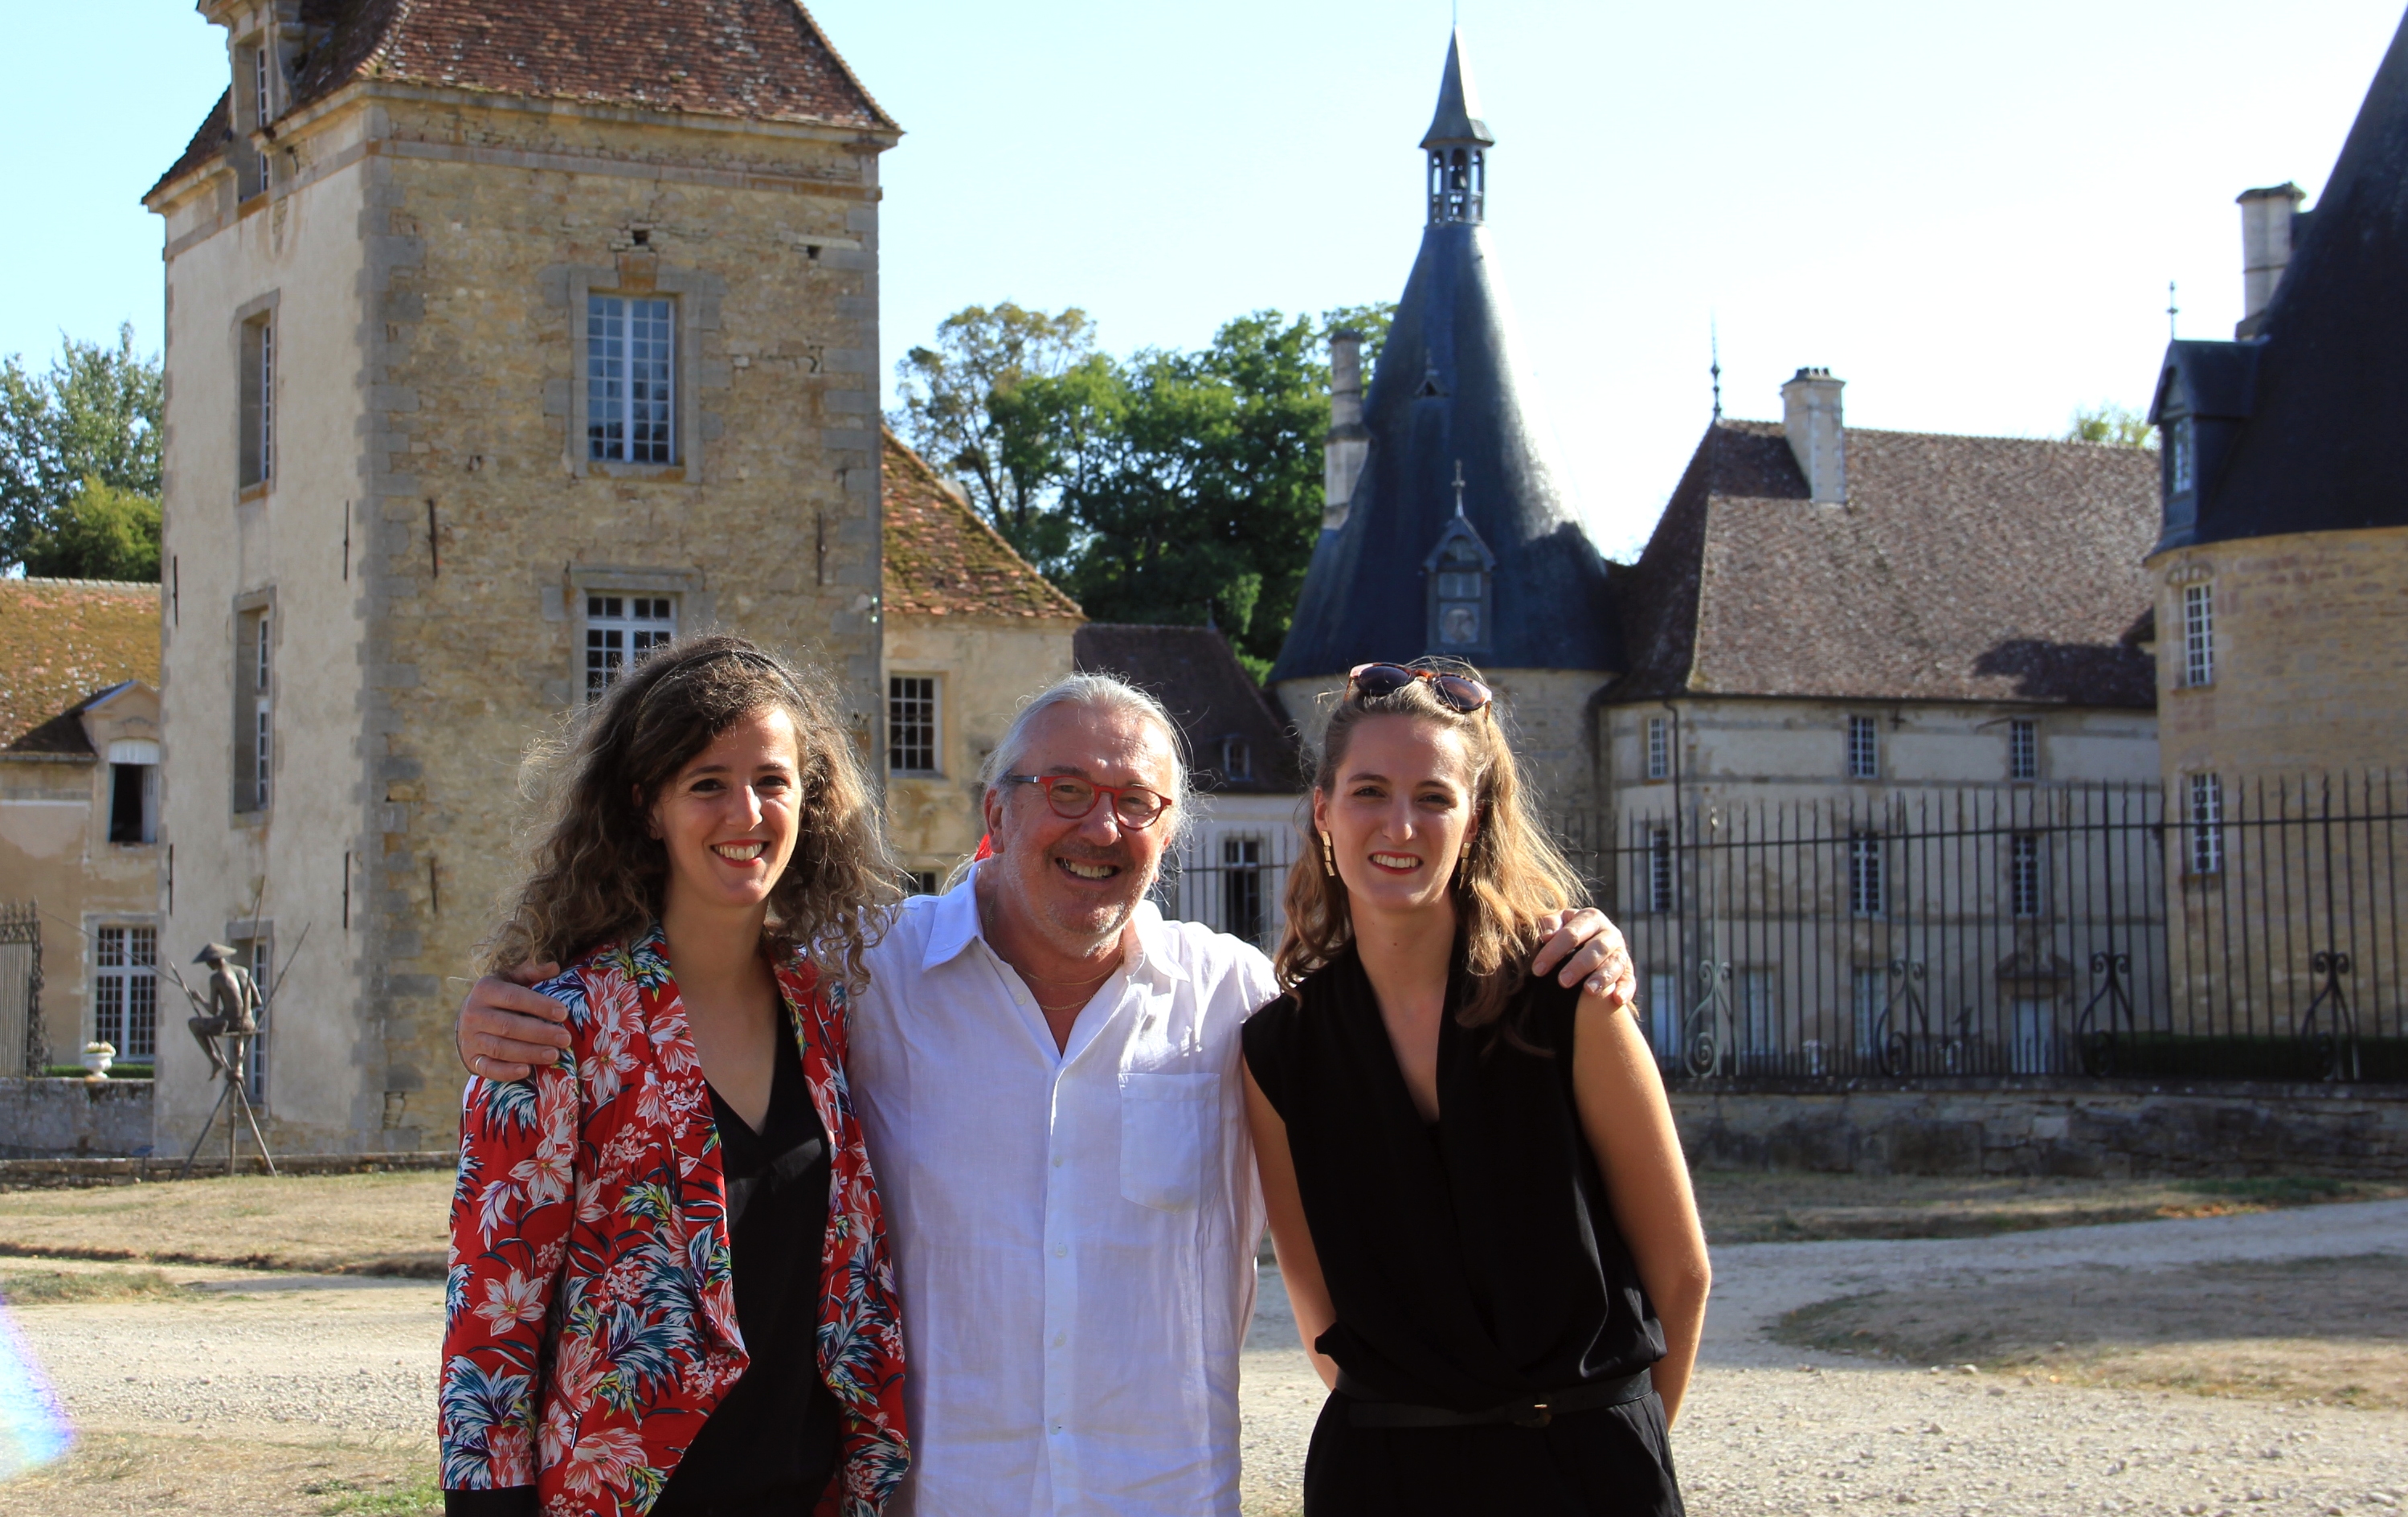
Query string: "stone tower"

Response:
xmin=2144 ymin=9 xmax=2408 ymax=787
xmin=1270 ymin=31 xmax=1620 ymax=853
xmin=141 ymin=0 xmax=899 ymax=1153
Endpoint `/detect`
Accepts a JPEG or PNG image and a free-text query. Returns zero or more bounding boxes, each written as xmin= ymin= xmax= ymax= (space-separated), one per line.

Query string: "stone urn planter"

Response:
xmin=80 ymin=1041 xmax=115 ymax=1079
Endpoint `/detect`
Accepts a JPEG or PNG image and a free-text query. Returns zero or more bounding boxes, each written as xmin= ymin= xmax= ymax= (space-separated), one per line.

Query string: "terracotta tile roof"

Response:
xmin=153 ymin=0 xmax=893 ymax=198
xmin=1074 ymin=624 xmax=1304 ymax=793
xmin=0 ymin=581 xmax=161 ymax=755
xmin=882 ymin=432 xmax=1081 ymax=624
xmin=1613 ymin=421 xmax=2159 ymax=708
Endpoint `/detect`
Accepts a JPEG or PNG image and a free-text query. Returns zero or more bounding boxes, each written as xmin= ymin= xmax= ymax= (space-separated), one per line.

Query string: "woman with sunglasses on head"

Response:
xmin=1241 ymin=660 xmax=1709 ymax=1517
xmin=439 ymin=636 xmax=908 ymax=1517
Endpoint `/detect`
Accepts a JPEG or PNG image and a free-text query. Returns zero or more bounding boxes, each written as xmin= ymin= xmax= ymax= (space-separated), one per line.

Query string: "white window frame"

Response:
xmin=584 ymin=594 xmax=677 ymax=701
xmin=239 ymin=313 xmax=273 ymax=489
xmin=1849 ymin=830 xmax=1884 ymax=917
xmin=92 ymin=923 xmax=158 ymax=1061
xmin=2182 ymin=583 xmax=2215 ymax=688
xmin=252 ymin=613 xmax=272 ymax=810
xmin=1846 ymin=715 xmax=1879 ymax=780
xmin=1220 ymin=736 xmax=1253 ymax=783
xmin=1645 ymin=715 xmax=1670 ymax=781
xmin=2188 ymin=772 xmax=2224 ymax=875
xmin=2008 ymin=718 xmax=2038 ymax=782
xmin=2009 ymin=832 xmax=2042 ymax=918
xmin=107 ymin=740 xmax=160 ymax=846
xmin=1220 ymin=834 xmax=1269 ymax=947
xmin=1646 ymin=826 xmax=1675 ymax=914
xmin=586 ymin=294 xmax=677 ymax=466
xmin=2169 ymin=417 xmax=2196 ymax=495
xmin=887 ymin=674 xmax=940 ymax=775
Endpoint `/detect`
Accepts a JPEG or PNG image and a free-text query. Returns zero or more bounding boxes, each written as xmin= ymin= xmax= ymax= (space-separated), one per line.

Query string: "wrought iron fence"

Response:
xmin=1150 ymin=827 xmax=1303 ymax=955
xmin=1599 ymin=772 xmax=2406 ymax=1086
xmin=0 ymin=902 xmax=44 ymax=1077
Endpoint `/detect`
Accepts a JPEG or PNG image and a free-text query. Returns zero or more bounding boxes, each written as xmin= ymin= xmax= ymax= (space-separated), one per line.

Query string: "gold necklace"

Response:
xmin=1018 ymin=963 xmax=1118 ymax=988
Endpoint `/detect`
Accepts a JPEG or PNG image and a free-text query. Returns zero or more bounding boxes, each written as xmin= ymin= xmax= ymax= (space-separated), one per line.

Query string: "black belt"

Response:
xmin=1337 ymin=1368 xmax=1654 ymax=1429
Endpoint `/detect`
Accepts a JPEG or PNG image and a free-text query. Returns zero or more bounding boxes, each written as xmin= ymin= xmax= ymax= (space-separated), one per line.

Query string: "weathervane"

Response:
xmin=2168 ymin=280 xmax=2180 ymax=340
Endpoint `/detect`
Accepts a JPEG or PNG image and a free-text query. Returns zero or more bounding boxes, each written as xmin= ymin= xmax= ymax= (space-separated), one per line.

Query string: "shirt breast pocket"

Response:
xmin=1118 ymin=1070 xmax=1219 ymax=1213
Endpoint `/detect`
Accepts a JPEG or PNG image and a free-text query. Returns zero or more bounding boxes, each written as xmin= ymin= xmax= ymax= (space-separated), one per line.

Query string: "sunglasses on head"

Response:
xmin=1347 ymin=662 xmax=1494 ymax=714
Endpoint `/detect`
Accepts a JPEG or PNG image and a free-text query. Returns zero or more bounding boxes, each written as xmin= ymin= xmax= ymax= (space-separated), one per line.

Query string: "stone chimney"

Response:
xmin=1323 ymin=329 xmax=1371 ymax=532
xmin=2236 ymin=182 xmax=2307 ymax=336
xmin=1780 ymin=367 xmax=1846 ymax=503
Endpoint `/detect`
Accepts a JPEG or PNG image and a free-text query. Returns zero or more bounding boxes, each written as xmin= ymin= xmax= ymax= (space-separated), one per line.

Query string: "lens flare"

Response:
xmin=0 ymin=1303 xmax=72 ymax=1479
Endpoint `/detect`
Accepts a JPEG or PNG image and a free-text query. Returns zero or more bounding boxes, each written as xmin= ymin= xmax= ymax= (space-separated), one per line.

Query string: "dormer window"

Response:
xmin=1220 ymin=737 xmax=1253 ymax=783
xmin=2168 ymin=415 xmax=2196 ymax=495
xmin=1422 ymin=476 xmax=1496 ymax=654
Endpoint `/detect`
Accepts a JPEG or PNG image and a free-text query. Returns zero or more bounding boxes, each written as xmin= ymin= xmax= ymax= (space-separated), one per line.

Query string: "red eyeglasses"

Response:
xmin=1002 ymin=773 xmax=1175 ymax=829
xmin=1347 ymin=662 xmax=1494 ymax=714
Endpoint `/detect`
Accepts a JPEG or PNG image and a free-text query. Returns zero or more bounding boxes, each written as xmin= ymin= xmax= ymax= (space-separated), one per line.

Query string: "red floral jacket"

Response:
xmin=439 ymin=929 xmax=910 ymax=1516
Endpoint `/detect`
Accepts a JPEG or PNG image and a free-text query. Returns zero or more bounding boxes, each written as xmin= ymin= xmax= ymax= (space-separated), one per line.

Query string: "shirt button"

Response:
xmin=1053 ymin=1332 xmax=1066 ymax=1347
xmin=1052 ymin=1155 xmax=1064 ymax=1167
xmin=1053 ymin=1243 xmax=1067 ymax=1257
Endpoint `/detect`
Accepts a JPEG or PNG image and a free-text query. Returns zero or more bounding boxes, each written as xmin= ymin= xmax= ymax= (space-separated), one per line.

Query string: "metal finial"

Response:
xmin=1710 ymin=317 xmax=1723 ymax=421
xmin=2167 ymin=280 xmax=2180 ymax=340
xmin=1452 ymin=459 xmax=1466 ymax=517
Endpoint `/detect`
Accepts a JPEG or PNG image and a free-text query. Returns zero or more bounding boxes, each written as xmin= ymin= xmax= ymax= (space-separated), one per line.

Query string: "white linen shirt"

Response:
xmin=847 ymin=865 xmax=1277 ymax=1517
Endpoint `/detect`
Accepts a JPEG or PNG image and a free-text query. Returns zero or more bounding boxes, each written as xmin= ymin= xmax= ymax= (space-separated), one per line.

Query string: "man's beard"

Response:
xmin=1030 ymin=844 xmax=1154 ymax=953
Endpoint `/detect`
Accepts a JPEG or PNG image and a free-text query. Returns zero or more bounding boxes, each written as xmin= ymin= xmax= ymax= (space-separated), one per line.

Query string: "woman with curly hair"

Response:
xmin=1241 ymin=660 xmax=1709 ymax=1517
xmin=439 ymin=635 xmax=908 ymax=1517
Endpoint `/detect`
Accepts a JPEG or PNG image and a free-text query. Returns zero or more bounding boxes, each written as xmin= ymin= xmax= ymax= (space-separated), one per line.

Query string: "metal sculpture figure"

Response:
xmin=166 ymin=940 xmax=283 ymax=1178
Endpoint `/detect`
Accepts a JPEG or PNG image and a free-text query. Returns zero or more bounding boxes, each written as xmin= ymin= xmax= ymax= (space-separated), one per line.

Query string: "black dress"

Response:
xmin=653 ymin=1021 xmax=844 ymax=1515
xmin=1241 ymin=946 xmax=1685 ymax=1517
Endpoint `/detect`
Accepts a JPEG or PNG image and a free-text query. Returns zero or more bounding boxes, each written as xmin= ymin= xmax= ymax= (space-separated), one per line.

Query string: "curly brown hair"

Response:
xmin=484 ymin=634 xmax=898 ymax=985
xmin=1272 ymin=660 xmax=1583 ymax=1037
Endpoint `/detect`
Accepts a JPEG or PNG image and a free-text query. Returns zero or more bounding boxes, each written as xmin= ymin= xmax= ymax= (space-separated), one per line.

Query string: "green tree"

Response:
xmin=889 ymin=304 xmax=1095 ymax=556
xmin=0 ymin=325 xmax=163 ymax=570
xmin=2066 ymin=403 xmax=2157 ymax=448
xmin=23 ymin=475 xmax=161 ymax=581
xmin=1045 ymin=305 xmax=1397 ymax=676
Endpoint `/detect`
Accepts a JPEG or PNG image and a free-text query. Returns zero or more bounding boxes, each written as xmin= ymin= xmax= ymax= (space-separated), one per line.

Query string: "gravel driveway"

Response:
xmin=7 ymin=1202 xmax=2403 ymax=1515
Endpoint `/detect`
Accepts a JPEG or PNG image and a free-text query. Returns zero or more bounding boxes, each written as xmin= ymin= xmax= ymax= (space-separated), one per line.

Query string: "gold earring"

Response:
xmin=1319 ymin=830 xmax=1337 ymax=877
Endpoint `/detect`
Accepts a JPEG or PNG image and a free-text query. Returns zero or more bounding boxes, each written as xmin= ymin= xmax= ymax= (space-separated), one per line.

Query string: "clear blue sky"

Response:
xmin=3 ymin=1 xmax=2398 ymax=554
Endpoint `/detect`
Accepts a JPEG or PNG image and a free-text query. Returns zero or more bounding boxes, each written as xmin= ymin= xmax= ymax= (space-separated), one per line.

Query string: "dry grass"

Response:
xmin=1691 ymin=1169 xmax=2406 ymax=1244
xmin=0 ymin=1434 xmax=436 ymax=1517
xmin=0 ymin=1266 xmax=190 ymax=1306
xmin=0 ymin=1171 xmax=452 ymax=1277
xmin=1774 ymin=1253 xmax=2408 ymax=1409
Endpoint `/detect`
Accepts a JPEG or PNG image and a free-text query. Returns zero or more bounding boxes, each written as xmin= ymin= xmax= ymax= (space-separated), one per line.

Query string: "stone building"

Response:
xmin=142 ymin=0 xmax=898 ymax=1153
xmin=880 ymin=431 xmax=1082 ymax=889
xmin=2145 ymin=26 xmax=2408 ymax=787
xmin=1270 ymin=31 xmax=1621 ymax=855
xmin=2144 ymin=13 xmax=2408 ymax=1056
xmin=0 ymin=580 xmax=164 ymax=1073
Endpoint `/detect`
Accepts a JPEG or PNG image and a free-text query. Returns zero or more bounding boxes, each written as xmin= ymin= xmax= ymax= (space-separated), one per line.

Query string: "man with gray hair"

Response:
xmin=457 ymin=672 xmax=1628 ymax=1516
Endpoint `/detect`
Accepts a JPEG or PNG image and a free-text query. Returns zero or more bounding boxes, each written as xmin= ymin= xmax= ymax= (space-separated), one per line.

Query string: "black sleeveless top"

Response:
xmin=1242 ymin=946 xmax=1666 ymax=1411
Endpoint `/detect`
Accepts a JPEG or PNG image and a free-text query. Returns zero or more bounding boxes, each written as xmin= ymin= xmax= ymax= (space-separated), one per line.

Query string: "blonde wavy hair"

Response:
xmin=1273 ymin=660 xmax=1583 ymax=1037
xmin=484 ymin=634 xmax=898 ymax=987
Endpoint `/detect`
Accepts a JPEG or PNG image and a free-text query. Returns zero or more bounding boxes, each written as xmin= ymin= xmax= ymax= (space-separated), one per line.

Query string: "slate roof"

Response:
xmin=1075 ymin=624 xmax=1302 ymax=793
xmin=1612 ymin=421 xmax=2159 ymax=708
xmin=1271 ymin=34 xmax=1618 ymax=685
xmin=2145 ymin=6 xmax=2408 ymax=550
xmin=0 ymin=581 xmax=161 ymax=755
xmin=882 ymin=432 xmax=1081 ymax=624
xmin=152 ymin=0 xmax=894 ymax=199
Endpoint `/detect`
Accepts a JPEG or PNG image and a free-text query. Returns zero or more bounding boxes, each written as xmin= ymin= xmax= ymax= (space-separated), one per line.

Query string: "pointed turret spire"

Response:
xmin=1422 ymin=31 xmax=1493 ymax=225
xmin=1269 ymin=29 xmax=1619 ymax=689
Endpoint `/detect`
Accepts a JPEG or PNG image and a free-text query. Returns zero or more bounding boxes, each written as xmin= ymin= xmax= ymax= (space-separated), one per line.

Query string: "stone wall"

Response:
xmin=0 ymin=1078 xmax=155 ymax=1159
xmin=2152 ymin=526 xmax=2408 ymax=779
xmin=1672 ymin=1079 xmax=2408 ymax=1180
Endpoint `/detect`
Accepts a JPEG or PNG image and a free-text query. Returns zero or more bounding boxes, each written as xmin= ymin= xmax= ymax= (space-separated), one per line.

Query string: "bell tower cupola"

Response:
xmin=1421 ymin=31 xmax=1494 ymax=226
